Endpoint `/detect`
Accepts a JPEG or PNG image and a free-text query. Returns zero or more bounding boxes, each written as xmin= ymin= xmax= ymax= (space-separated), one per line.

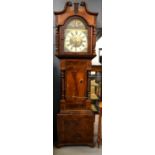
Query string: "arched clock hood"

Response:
xmin=54 ymin=1 xmax=98 ymax=59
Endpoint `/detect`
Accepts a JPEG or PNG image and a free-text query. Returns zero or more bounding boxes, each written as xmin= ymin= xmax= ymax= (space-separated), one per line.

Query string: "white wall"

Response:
xmin=0 ymin=0 xmax=53 ymax=155
xmin=92 ymin=38 xmax=103 ymax=65
xmin=102 ymin=0 xmax=155 ymax=155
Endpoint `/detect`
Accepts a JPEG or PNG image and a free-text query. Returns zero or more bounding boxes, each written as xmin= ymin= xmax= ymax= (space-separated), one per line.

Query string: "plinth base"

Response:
xmin=57 ymin=110 xmax=95 ymax=147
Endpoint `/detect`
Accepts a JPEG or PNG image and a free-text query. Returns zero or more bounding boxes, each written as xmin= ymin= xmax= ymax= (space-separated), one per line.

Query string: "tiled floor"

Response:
xmin=53 ymin=115 xmax=102 ymax=155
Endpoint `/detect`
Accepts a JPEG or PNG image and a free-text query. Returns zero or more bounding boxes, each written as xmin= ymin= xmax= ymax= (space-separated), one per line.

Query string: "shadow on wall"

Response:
xmin=53 ymin=61 xmax=60 ymax=142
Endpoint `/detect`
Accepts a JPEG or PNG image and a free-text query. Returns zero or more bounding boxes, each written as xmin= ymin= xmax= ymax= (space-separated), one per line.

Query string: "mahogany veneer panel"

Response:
xmin=57 ymin=110 xmax=95 ymax=147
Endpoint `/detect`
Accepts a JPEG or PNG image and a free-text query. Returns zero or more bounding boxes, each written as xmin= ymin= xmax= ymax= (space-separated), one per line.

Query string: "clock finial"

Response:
xmin=74 ymin=0 xmax=79 ymax=14
xmin=80 ymin=0 xmax=86 ymax=6
xmin=66 ymin=0 xmax=72 ymax=6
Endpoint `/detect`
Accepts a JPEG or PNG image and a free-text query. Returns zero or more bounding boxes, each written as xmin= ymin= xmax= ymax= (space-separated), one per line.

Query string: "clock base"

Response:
xmin=57 ymin=110 xmax=95 ymax=147
xmin=56 ymin=143 xmax=95 ymax=148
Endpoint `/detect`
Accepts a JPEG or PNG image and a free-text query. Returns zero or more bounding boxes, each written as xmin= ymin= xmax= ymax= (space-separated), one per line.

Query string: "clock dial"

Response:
xmin=64 ymin=19 xmax=88 ymax=52
xmin=64 ymin=30 xmax=88 ymax=52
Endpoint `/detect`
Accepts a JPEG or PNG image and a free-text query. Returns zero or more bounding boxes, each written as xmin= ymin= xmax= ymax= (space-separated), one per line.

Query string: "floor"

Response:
xmin=53 ymin=115 xmax=102 ymax=155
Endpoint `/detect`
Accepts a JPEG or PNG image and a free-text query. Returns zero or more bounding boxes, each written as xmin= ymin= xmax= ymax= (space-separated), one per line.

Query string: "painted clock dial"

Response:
xmin=64 ymin=19 xmax=88 ymax=52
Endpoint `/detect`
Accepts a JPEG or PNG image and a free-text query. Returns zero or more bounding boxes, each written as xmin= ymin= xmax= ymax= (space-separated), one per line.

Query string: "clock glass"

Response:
xmin=64 ymin=19 xmax=88 ymax=52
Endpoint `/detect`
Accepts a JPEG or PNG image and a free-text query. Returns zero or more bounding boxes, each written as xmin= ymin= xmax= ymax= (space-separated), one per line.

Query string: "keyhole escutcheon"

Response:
xmin=80 ymin=79 xmax=83 ymax=84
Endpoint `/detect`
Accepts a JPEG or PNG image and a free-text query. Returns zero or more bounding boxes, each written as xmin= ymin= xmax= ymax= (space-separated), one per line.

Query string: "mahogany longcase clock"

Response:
xmin=54 ymin=1 xmax=98 ymax=147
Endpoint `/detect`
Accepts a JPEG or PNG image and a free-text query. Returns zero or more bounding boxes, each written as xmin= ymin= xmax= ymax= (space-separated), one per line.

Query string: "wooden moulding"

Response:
xmin=54 ymin=1 xmax=98 ymax=26
xmin=54 ymin=1 xmax=98 ymax=59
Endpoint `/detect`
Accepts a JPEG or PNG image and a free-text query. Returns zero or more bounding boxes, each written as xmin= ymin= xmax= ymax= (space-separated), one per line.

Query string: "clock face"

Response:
xmin=64 ymin=19 xmax=88 ymax=52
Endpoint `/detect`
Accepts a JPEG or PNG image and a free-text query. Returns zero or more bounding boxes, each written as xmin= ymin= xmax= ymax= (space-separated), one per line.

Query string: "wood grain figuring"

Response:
xmin=65 ymin=61 xmax=87 ymax=101
xmin=59 ymin=60 xmax=92 ymax=111
xmin=57 ymin=110 xmax=95 ymax=147
xmin=54 ymin=1 xmax=98 ymax=147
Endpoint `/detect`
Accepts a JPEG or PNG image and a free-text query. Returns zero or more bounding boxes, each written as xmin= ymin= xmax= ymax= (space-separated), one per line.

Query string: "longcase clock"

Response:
xmin=54 ymin=1 xmax=98 ymax=147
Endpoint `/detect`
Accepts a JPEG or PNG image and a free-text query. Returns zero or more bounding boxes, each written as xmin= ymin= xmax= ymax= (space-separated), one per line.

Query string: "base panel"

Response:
xmin=57 ymin=110 xmax=94 ymax=147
